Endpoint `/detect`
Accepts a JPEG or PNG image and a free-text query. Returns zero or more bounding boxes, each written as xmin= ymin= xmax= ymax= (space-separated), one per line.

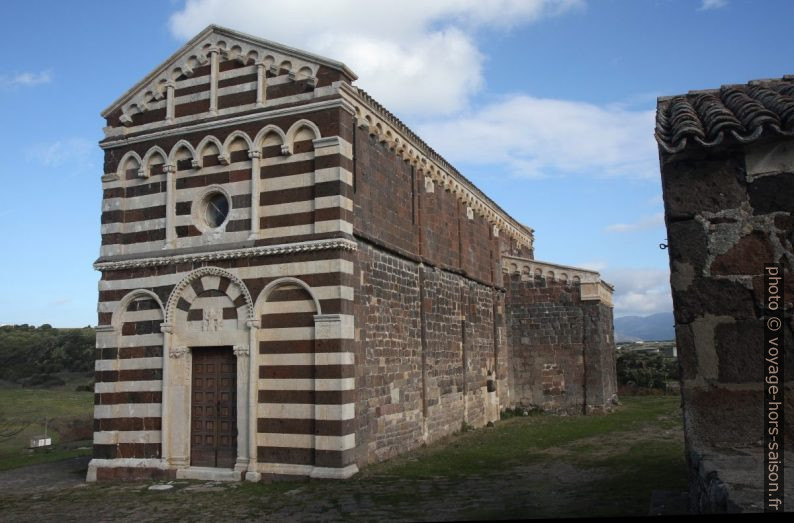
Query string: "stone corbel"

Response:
xmin=280 ymin=144 xmax=292 ymax=156
xmin=137 ymin=167 xmax=148 ymax=179
xmin=182 ymin=64 xmax=194 ymax=77
xmin=119 ymin=114 xmax=133 ymax=126
xmin=307 ymin=76 xmax=318 ymax=87
xmin=170 ymin=346 xmax=188 ymax=358
xmin=101 ymin=173 xmax=119 ymax=183
xmin=287 ymin=71 xmax=296 ymax=81
xmin=191 ymin=159 xmax=201 ymax=169
xmin=268 ymin=64 xmax=279 ymax=76
xmin=424 ymin=176 xmax=434 ymax=194
xmin=218 ymin=153 xmax=230 ymax=165
xmin=466 ymin=206 xmax=474 ymax=220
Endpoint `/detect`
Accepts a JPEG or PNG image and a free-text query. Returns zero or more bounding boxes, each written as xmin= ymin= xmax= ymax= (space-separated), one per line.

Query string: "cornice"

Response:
xmin=94 ymin=238 xmax=358 ymax=271
xmin=339 ymin=82 xmax=534 ymax=249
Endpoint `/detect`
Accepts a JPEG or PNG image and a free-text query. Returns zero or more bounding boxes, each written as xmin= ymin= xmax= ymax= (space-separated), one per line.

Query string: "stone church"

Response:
xmin=89 ymin=25 xmax=617 ymax=482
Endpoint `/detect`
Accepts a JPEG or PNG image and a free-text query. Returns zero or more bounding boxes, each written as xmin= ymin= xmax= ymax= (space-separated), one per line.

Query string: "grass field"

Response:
xmin=0 ymin=394 xmax=686 ymax=520
xmin=0 ymin=380 xmax=93 ymax=471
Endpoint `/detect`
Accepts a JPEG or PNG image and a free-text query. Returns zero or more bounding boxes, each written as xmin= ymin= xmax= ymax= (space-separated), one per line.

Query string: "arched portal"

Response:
xmin=162 ymin=267 xmax=255 ymax=479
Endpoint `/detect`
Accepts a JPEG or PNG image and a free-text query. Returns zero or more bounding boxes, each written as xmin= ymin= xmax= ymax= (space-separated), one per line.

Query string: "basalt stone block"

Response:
xmin=748 ymin=172 xmax=794 ymax=214
xmin=662 ymin=157 xmax=747 ymax=219
xmin=714 ymin=320 xmax=764 ymax=383
xmin=684 ymin=387 xmax=763 ymax=447
xmin=711 ymin=231 xmax=776 ymax=276
xmin=675 ymin=323 xmax=698 ymax=380
xmin=672 ymin=278 xmax=757 ymax=324
xmin=667 ymin=219 xmax=709 ymax=271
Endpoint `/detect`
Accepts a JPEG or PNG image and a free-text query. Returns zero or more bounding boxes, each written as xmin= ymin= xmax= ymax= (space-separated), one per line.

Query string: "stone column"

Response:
xmin=255 ymin=63 xmax=266 ymax=107
xmin=164 ymin=164 xmax=176 ymax=249
xmin=165 ymin=342 xmax=190 ymax=467
xmin=245 ymin=319 xmax=261 ymax=481
xmin=233 ymin=344 xmax=250 ymax=475
xmin=209 ymin=46 xmax=219 ymax=116
xmin=248 ymin=150 xmax=261 ymax=240
xmin=165 ymin=81 xmax=175 ymax=124
xmin=159 ymin=323 xmax=172 ymax=464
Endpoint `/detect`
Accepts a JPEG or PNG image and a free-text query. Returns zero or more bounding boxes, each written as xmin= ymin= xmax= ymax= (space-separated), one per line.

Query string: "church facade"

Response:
xmin=89 ymin=25 xmax=617 ymax=482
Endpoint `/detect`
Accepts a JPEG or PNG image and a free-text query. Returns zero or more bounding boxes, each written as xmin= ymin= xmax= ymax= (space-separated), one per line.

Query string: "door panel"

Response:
xmin=190 ymin=347 xmax=237 ymax=468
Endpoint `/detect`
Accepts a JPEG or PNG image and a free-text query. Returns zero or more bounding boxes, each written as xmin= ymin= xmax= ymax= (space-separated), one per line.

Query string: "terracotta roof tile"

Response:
xmin=655 ymin=76 xmax=794 ymax=154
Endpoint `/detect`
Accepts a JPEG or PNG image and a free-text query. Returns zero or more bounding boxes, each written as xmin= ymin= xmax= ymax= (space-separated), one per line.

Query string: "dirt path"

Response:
xmin=0 ymin=456 xmax=89 ymax=494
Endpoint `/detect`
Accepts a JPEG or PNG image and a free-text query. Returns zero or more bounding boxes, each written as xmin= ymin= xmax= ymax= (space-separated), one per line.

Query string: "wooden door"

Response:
xmin=191 ymin=347 xmax=237 ymax=468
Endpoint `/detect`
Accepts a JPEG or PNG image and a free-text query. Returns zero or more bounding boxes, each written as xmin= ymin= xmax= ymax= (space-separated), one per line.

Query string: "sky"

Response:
xmin=0 ymin=0 xmax=791 ymax=327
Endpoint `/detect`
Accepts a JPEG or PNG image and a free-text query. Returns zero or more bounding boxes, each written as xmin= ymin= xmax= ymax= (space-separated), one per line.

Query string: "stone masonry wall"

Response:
xmin=505 ymin=273 xmax=617 ymax=414
xmin=353 ymin=241 xmax=501 ymax=466
xmin=660 ymin=139 xmax=794 ymax=512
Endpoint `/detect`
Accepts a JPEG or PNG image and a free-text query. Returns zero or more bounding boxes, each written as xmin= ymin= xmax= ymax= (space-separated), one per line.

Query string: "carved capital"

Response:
xmin=170 ymin=346 xmax=188 ymax=358
xmin=160 ymin=322 xmax=173 ymax=334
xmin=248 ymin=149 xmax=261 ymax=159
xmin=137 ymin=168 xmax=148 ymax=179
xmin=190 ymin=159 xmax=201 ymax=169
xmin=280 ymin=144 xmax=292 ymax=156
xmin=233 ymin=345 xmax=249 ymax=358
xmin=217 ymin=153 xmax=230 ymax=165
xmin=164 ymin=164 xmax=177 ymax=174
xmin=246 ymin=319 xmax=261 ymax=329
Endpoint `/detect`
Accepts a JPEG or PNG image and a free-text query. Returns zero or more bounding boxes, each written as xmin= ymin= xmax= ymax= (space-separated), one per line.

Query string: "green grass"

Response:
xmin=369 ymin=395 xmax=682 ymax=478
xmin=0 ymin=387 xmax=93 ymax=470
xmin=0 ymin=394 xmax=685 ymax=520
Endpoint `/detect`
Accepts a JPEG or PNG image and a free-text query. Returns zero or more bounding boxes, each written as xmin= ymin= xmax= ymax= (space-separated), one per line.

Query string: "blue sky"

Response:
xmin=0 ymin=0 xmax=791 ymax=326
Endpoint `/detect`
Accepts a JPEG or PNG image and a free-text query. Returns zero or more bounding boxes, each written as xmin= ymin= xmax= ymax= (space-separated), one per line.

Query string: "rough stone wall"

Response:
xmin=660 ymin=140 xmax=794 ymax=511
xmin=353 ymin=241 xmax=501 ymax=466
xmin=505 ymin=274 xmax=617 ymax=414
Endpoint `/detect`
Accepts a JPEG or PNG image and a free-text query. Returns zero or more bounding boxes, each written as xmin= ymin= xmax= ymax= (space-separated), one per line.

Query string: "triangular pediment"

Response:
xmin=102 ymin=25 xmax=356 ymax=124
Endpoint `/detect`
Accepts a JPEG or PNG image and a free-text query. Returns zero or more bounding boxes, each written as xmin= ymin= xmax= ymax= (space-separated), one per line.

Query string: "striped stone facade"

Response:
xmin=88 ymin=25 xmax=616 ymax=482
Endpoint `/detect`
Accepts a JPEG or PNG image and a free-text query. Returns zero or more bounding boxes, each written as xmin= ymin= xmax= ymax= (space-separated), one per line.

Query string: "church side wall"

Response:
xmin=353 ymin=242 xmax=502 ymax=466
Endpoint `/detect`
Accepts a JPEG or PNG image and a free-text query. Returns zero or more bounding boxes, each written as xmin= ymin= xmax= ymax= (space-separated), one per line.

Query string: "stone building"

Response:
xmin=88 ymin=25 xmax=617 ymax=482
xmin=656 ymin=77 xmax=793 ymax=512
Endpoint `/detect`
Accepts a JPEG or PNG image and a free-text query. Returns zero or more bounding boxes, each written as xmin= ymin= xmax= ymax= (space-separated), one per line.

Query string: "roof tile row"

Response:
xmin=656 ymin=76 xmax=794 ymax=154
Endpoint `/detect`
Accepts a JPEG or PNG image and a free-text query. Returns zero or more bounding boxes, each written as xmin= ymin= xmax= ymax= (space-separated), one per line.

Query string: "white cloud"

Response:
xmin=605 ymin=212 xmax=665 ymax=233
xmin=1 ymin=70 xmax=52 ymax=88
xmin=699 ymin=0 xmax=728 ymax=11
xmin=602 ymin=268 xmax=672 ymax=317
xmin=168 ymin=0 xmax=583 ymax=116
xmin=417 ymin=95 xmax=657 ymax=178
xmin=26 ymin=138 xmax=97 ymax=170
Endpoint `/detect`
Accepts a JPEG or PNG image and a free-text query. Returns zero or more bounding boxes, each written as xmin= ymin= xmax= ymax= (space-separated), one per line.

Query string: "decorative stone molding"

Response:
xmin=170 ymin=346 xmax=188 ymax=358
xmin=233 ymin=345 xmax=249 ymax=358
xmin=95 ymin=325 xmax=115 ymax=333
xmin=246 ymin=319 xmax=261 ymax=329
xmin=94 ymin=238 xmax=358 ymax=271
xmin=164 ymin=266 xmax=254 ymax=325
xmin=160 ymin=322 xmax=173 ymax=334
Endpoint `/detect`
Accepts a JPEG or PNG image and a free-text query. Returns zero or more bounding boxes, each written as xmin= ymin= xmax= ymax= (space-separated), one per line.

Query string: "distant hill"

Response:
xmin=614 ymin=312 xmax=675 ymax=342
